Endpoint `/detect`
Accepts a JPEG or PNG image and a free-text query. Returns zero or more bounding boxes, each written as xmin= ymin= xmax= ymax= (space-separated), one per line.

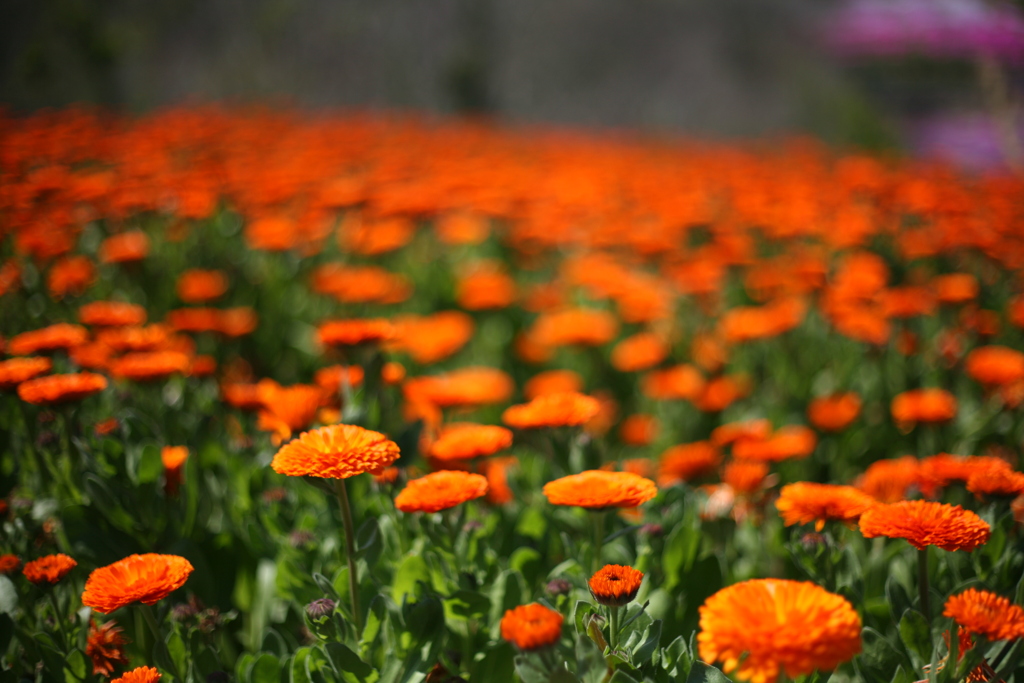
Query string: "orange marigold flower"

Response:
xmin=484 ymin=456 xmax=516 ymax=505
xmin=189 ymin=355 xmax=217 ymax=377
xmin=391 ymin=311 xmax=474 ymax=365
xmin=856 ymin=456 xmax=920 ymax=503
xmin=436 ymin=212 xmax=490 ymax=245
xmin=891 ymin=388 xmax=958 ymax=428
xmin=96 ymin=324 xmax=169 ymax=352
xmin=966 ymin=462 xmax=1024 ymax=499
xmin=918 ymin=454 xmax=1009 ymax=497
xmin=176 ymin=269 xmax=228 ymax=303
xmin=47 ymin=256 xmax=96 ymax=298
xmin=0 ymin=555 xmax=20 ymax=574
xmin=711 ymin=419 xmax=773 ymax=448
xmin=86 ymin=619 xmax=130 ymax=676
xmin=524 ymin=370 xmax=583 ymax=400
xmin=217 ymin=307 xmax=258 ymax=337
xmin=0 ymin=259 xmax=21 ymax=297
xmin=162 ymin=446 xmax=188 ymax=496
xmin=641 ymin=364 xmax=706 ymax=401
xmin=318 ymin=319 xmax=395 ymax=346
xmin=403 ymin=367 xmax=514 ymax=408
xmin=589 ymin=564 xmax=644 ymax=607
xmin=0 ymin=357 xmax=52 ymax=390
xmin=529 ymin=308 xmax=618 ymax=348
xmin=429 ymin=423 xmax=513 ymax=461
xmin=82 ymin=554 xmax=194 ymax=613
xmin=271 ymin=424 xmax=400 ymax=479
xmin=110 ymin=351 xmax=191 ymax=381
xmin=394 ymin=470 xmax=489 ymax=513
xmin=314 ymin=365 xmax=365 ymax=396
xmin=111 ymin=666 xmax=161 ymax=683
xmin=619 ymin=414 xmax=659 ymax=446
xmin=965 ymin=346 xmax=1024 ymax=386
xmin=257 ymin=381 xmax=325 ymax=442
xmin=373 ymin=467 xmax=400 ymax=485
xmin=733 ymin=426 xmax=817 ymax=463
xmin=23 ymin=553 xmax=77 ymax=585
xmin=221 ymin=382 xmax=264 ymax=411
xmin=70 ymin=342 xmax=114 ymax=370
xmin=382 ymin=361 xmax=406 ymax=385
xmin=775 ymin=483 xmax=877 ymax=531
xmin=543 ymin=470 xmax=657 ymax=509
xmin=8 ymin=323 xmax=89 ymax=355
xmin=698 ymin=579 xmax=862 ymax=683
xmin=934 ymin=273 xmax=979 ymax=304
xmin=724 ymin=460 xmax=770 ymax=496
xmin=807 ymin=393 xmax=862 ymax=432
xmin=500 ymin=603 xmax=563 ymax=650
xmin=694 ymin=375 xmax=749 ymax=412
xmin=944 ymin=589 xmax=1024 ymax=642
xmin=859 ymin=500 xmax=991 ymax=551
xmin=99 ymin=231 xmax=150 ymax=264
xmin=502 ymin=392 xmax=601 ymax=429
xmin=79 ymin=301 xmax=147 ymax=327
xmin=456 ymin=263 xmax=516 ymax=310
xmin=610 ymin=333 xmax=669 ymax=372
xmin=166 ymin=307 xmax=221 ymax=334
xmin=658 ymin=441 xmax=721 ymax=486
xmin=18 ymin=372 xmax=107 ymax=405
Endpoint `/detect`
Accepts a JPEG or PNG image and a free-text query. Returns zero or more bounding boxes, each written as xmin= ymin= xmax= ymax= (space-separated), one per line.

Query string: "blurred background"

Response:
xmin=1 ymin=0 xmax=1023 ymax=172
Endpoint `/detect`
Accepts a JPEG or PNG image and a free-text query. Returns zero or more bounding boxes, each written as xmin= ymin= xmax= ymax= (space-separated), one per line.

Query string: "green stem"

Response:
xmin=141 ymin=604 xmax=182 ymax=680
xmin=918 ymin=547 xmax=931 ymax=622
xmin=335 ymin=478 xmax=363 ymax=633
xmin=47 ymin=591 xmax=69 ymax=651
xmin=608 ymin=605 xmax=620 ymax=652
xmin=593 ymin=510 xmax=606 ymax=574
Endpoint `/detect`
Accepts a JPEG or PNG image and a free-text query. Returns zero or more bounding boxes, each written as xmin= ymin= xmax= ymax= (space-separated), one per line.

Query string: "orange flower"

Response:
xmin=658 ymin=441 xmax=721 ymax=486
xmin=8 ymin=323 xmax=89 ymax=355
xmin=176 ymin=269 xmax=228 ymax=303
xmin=610 ymin=333 xmax=669 ymax=372
xmin=711 ymin=419 xmax=772 ymax=448
xmin=944 ymin=589 xmax=1024 ymax=642
xmin=18 ymin=373 xmax=108 ymax=405
xmin=79 ymin=301 xmax=147 ymax=327
xmin=502 ymin=392 xmax=601 ymax=429
xmin=500 ymin=603 xmax=564 ymax=650
xmin=917 ymin=454 xmax=1009 ymax=496
xmin=161 ymin=446 xmax=188 ymax=496
xmin=934 ymin=273 xmax=979 ymax=304
xmin=166 ymin=308 xmax=220 ymax=334
xmin=966 ymin=461 xmax=1024 ymax=499
xmin=436 ymin=212 xmax=490 ymax=245
xmin=0 ymin=259 xmax=21 ymax=297
xmin=317 ymin=319 xmax=395 ymax=346
xmin=47 ymin=256 xmax=96 ymax=298
xmin=589 ymin=564 xmax=644 ymax=606
xmin=311 ymin=263 xmax=412 ymax=305
xmin=403 ymin=367 xmax=514 ymax=408
xmin=23 ymin=554 xmax=77 ymax=585
xmin=966 ymin=346 xmax=1024 ymax=386
xmin=698 ymin=579 xmax=862 ymax=683
xmin=82 ymin=554 xmax=194 ymax=613
xmin=891 ymin=388 xmax=957 ymax=428
xmin=314 ymin=365 xmax=365 ymax=396
xmin=456 ymin=263 xmax=516 ymax=310
xmin=807 ymin=393 xmax=861 ymax=432
xmin=856 ymin=456 xmax=920 ymax=502
xmin=641 ymin=364 xmax=706 ymax=401
xmin=694 ymin=375 xmax=749 ymax=412
xmin=483 ymin=456 xmax=516 ymax=505
xmin=86 ymin=619 xmax=130 ymax=676
xmin=99 ymin=231 xmax=150 ymax=264
xmin=0 ymin=555 xmax=20 ymax=574
xmin=111 ymin=667 xmax=161 ymax=683
xmin=217 ymin=307 xmax=258 ymax=337
xmin=394 ymin=470 xmax=489 ymax=513
xmin=381 ymin=362 xmax=406 ymax=385
xmin=523 ymin=370 xmax=583 ymax=400
xmin=775 ymin=483 xmax=877 ymax=531
xmin=724 ymin=460 xmax=770 ymax=496
xmin=110 ymin=351 xmax=191 ymax=381
xmin=619 ymin=414 xmax=658 ymax=446
xmin=859 ymin=500 xmax=991 ymax=551
xmin=95 ymin=418 xmax=120 ymax=436
xmin=732 ymin=426 xmax=817 ymax=463
xmin=256 ymin=382 xmax=325 ymax=443
xmin=429 ymin=423 xmax=513 ymax=461
xmin=529 ymin=308 xmax=618 ymax=348
xmin=391 ymin=312 xmax=474 ymax=365
xmin=0 ymin=357 xmax=52 ymax=390
xmin=96 ymin=324 xmax=169 ymax=352
xmin=543 ymin=470 xmax=657 ymax=509
xmin=271 ymin=424 xmax=400 ymax=479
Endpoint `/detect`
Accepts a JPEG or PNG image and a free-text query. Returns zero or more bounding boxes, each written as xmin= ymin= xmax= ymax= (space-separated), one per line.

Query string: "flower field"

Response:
xmin=3 ymin=106 xmax=1024 ymax=683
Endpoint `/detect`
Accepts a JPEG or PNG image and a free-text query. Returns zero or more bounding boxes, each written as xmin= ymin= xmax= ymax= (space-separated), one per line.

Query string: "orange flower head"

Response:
xmin=314 ymin=365 xmax=365 ymax=396
xmin=8 ymin=323 xmax=89 ymax=355
xmin=698 ymin=579 xmax=862 ymax=683
xmin=47 ymin=256 xmax=96 ymax=298
xmin=79 ymin=301 xmax=147 ymax=327
xmin=529 ymin=308 xmax=618 ymax=348
xmin=711 ymin=419 xmax=773 ymax=448
xmin=18 ymin=373 xmax=107 ymax=405
xmin=99 ymin=231 xmax=150 ymax=264
xmin=111 ymin=667 xmax=161 ymax=683
xmin=858 ymin=500 xmax=991 ymax=551
xmin=695 ymin=375 xmax=749 ymax=412
xmin=257 ymin=381 xmax=325 ymax=441
xmin=176 ymin=269 xmax=228 ymax=303
xmin=162 ymin=446 xmax=189 ymax=496
xmin=110 ymin=351 xmax=191 ymax=381
xmin=82 ymin=554 xmax=194 ymax=613
xmin=966 ymin=461 xmax=1024 ymax=499
xmin=403 ymin=367 xmax=514 ymax=408
xmin=543 ymin=470 xmax=657 ymax=509
xmin=724 ymin=460 xmax=770 ymax=496
xmin=391 ymin=311 xmax=474 ymax=364
xmin=216 ymin=307 xmax=258 ymax=337
xmin=382 ymin=361 xmax=406 ymax=385
xmin=917 ymin=454 xmax=1009 ymax=496
xmin=943 ymin=589 xmax=1024 ymax=642
xmin=394 ymin=470 xmax=489 ymax=513
xmin=524 ymin=370 xmax=583 ymax=400
xmin=732 ymin=426 xmax=817 ymax=463
xmin=86 ymin=619 xmax=130 ymax=676
xmin=658 ymin=441 xmax=721 ymax=486
xmin=934 ymin=273 xmax=979 ymax=304
xmin=0 ymin=357 xmax=52 ymax=390
xmin=23 ymin=554 xmax=77 ymax=585
xmin=502 ymin=392 xmax=601 ymax=429
xmin=641 ymin=364 xmax=706 ymax=401
xmin=856 ymin=456 xmax=920 ymax=503
xmin=271 ymin=424 xmax=400 ymax=479
xmin=456 ymin=264 xmax=516 ymax=310
xmin=589 ymin=564 xmax=644 ymax=606
xmin=807 ymin=393 xmax=862 ymax=432
xmin=619 ymin=414 xmax=659 ymax=446
xmin=966 ymin=346 xmax=1024 ymax=386
xmin=500 ymin=603 xmax=564 ymax=650
xmin=318 ymin=319 xmax=395 ymax=346
xmin=429 ymin=423 xmax=513 ymax=461
xmin=484 ymin=456 xmax=516 ymax=505
xmin=611 ymin=332 xmax=669 ymax=372
xmin=436 ymin=212 xmax=490 ymax=245
xmin=0 ymin=555 xmax=20 ymax=574
xmin=775 ymin=483 xmax=877 ymax=531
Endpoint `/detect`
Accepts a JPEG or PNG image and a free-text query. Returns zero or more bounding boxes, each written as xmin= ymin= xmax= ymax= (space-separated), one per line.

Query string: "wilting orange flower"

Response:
xmin=82 ymin=554 xmax=194 ymax=613
xmin=86 ymin=619 xmax=130 ymax=676
xmin=99 ymin=231 xmax=150 ymax=264
xmin=733 ymin=426 xmax=817 ymax=463
xmin=944 ymin=589 xmax=1024 ymax=642
xmin=641 ymin=364 xmax=706 ymax=401
xmin=857 ymin=456 xmax=920 ymax=503
xmin=658 ymin=441 xmax=721 ymax=486
xmin=317 ymin=319 xmax=395 ymax=346
xmin=524 ymin=370 xmax=583 ymax=400
xmin=965 ymin=346 xmax=1024 ymax=386
xmin=456 ymin=263 xmax=516 ymax=310
xmin=620 ymin=414 xmax=658 ymax=446
xmin=23 ymin=554 xmax=77 ymax=585
xmin=18 ymin=373 xmax=108 ymax=405
xmin=0 ymin=555 xmax=20 ymax=574
xmin=176 ymin=269 xmax=228 ymax=303
xmin=271 ymin=424 xmax=400 ymax=479
xmin=724 ymin=460 xmax=770 ymax=496
xmin=500 ymin=603 xmax=564 ymax=650
xmin=111 ymin=667 xmax=161 ymax=683
xmin=611 ymin=333 xmax=669 ymax=372
xmin=529 ymin=308 xmax=618 ymax=348
xmin=807 ymin=393 xmax=862 ymax=432
xmin=79 ymin=301 xmax=147 ymax=327
xmin=502 ymin=392 xmax=601 ymax=429
xmin=8 ymin=323 xmax=89 ymax=355
xmin=162 ymin=446 xmax=188 ymax=496
xmin=775 ymin=483 xmax=877 ymax=531
xmin=47 ymin=256 xmax=96 ymax=298
xmin=429 ymin=424 xmax=513 ymax=461
xmin=589 ymin=565 xmax=644 ymax=606
xmin=394 ymin=470 xmax=489 ymax=513
xmin=859 ymin=500 xmax=991 ymax=551
xmin=934 ymin=273 xmax=979 ymax=304
xmin=403 ymin=367 xmax=514 ymax=408
xmin=543 ymin=470 xmax=657 ymax=509
xmin=110 ymin=351 xmax=191 ymax=381
xmin=698 ymin=579 xmax=862 ymax=683
xmin=0 ymin=357 xmax=52 ymax=390
xmin=966 ymin=461 xmax=1024 ymax=499
xmin=392 ymin=311 xmax=474 ymax=364
xmin=891 ymin=388 xmax=957 ymax=428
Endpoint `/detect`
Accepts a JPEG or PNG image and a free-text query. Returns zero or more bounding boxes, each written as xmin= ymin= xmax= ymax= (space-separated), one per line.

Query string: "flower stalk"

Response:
xmin=335 ymin=478 xmax=363 ymax=633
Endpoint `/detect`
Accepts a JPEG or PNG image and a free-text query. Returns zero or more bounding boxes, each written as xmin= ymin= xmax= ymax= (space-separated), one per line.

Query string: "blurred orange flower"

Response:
xmin=500 ymin=603 xmax=563 ymax=650
xmin=619 ymin=414 xmax=658 ymax=446
xmin=110 ymin=351 xmax=191 ymax=381
xmin=18 ymin=372 xmax=107 ymax=405
xmin=524 ymin=370 xmax=583 ymax=400
xmin=23 ymin=554 xmax=77 ymax=585
xmin=176 ymin=269 xmax=228 ymax=303
xmin=394 ymin=470 xmax=489 ymax=512
xmin=429 ymin=423 xmax=513 ymax=461
xmin=86 ymin=619 xmax=129 ymax=676
xmin=47 ymin=256 xmax=96 ymax=298
xmin=502 ymin=392 xmax=601 ymax=429
xmin=99 ymin=231 xmax=150 ymax=264
xmin=658 ymin=441 xmax=721 ymax=486
xmin=611 ymin=332 xmax=669 ymax=372
xmin=775 ymin=483 xmax=876 ymax=531
xmin=0 ymin=357 xmax=52 ymax=390
xmin=859 ymin=500 xmax=990 ymax=551
xmin=318 ymin=319 xmax=395 ymax=346
xmin=82 ymin=554 xmax=194 ymax=613
xmin=9 ymin=323 xmax=89 ymax=355
xmin=965 ymin=346 xmax=1024 ymax=386
xmin=543 ymin=470 xmax=657 ymax=508
xmin=641 ymin=364 xmax=705 ymax=401
xmin=807 ymin=393 xmax=862 ymax=432
xmin=403 ymin=367 xmax=514 ymax=408
xmin=891 ymin=388 xmax=957 ymax=428
xmin=79 ymin=301 xmax=147 ymax=327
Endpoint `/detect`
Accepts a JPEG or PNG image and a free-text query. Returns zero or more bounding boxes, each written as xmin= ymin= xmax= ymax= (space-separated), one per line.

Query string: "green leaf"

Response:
xmin=576 ymin=634 xmax=609 ymax=683
xmin=662 ymin=635 xmax=687 ymax=671
xmin=685 ymin=661 xmax=732 ymax=683
xmin=313 ymin=572 xmax=341 ymax=601
xmin=574 ymin=600 xmax=595 ymax=637
xmin=391 ymin=554 xmax=430 ymax=604
xmin=885 ymin=575 xmax=912 ymax=624
xmin=663 ymin=522 xmax=700 ymax=591
xmin=0 ymin=579 xmax=15 ymax=616
xmin=356 ymin=519 xmax=382 ymax=568
xmin=470 ymin=643 xmax=516 ymax=683
xmin=406 ymin=595 xmax=444 ymax=647
xmin=516 ymin=507 xmax=548 ymax=540
xmin=137 ymin=444 xmax=163 ymax=484
xmin=249 ymin=654 xmax=283 ymax=683
xmin=514 ymin=654 xmax=551 ymax=683
xmin=323 ymin=642 xmax=374 ymax=683
xmin=633 ymin=619 xmax=662 ymax=665
xmin=510 ymin=547 xmax=543 ymax=587
xmin=898 ymin=608 xmax=932 ymax=667
xmin=445 ymin=589 xmax=490 ymax=620
xmin=608 ymin=671 xmax=640 ymax=683
xmin=167 ymin=630 xmax=188 ymax=678
xmin=64 ymin=650 xmax=88 ymax=683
